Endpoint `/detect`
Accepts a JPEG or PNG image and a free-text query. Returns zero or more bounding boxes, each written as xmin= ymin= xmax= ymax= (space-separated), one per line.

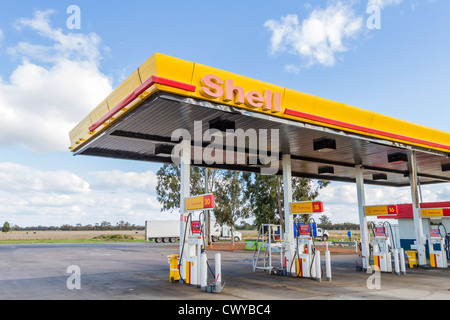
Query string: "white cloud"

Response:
xmin=0 ymin=163 xmax=167 ymax=227
xmin=367 ymin=0 xmax=403 ymax=10
xmin=0 ymin=162 xmax=90 ymax=194
xmin=11 ymin=10 xmax=102 ymax=64
xmin=284 ymin=64 xmax=301 ymax=74
xmin=264 ymin=2 xmax=363 ymax=68
xmin=0 ymin=10 xmax=113 ymax=153
xmin=89 ymin=170 xmax=158 ymax=194
xmin=368 ymin=0 xmax=436 ymax=11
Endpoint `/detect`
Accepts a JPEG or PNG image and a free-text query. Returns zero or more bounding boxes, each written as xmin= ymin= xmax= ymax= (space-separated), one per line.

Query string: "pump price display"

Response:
xmin=185 ymin=194 xmax=215 ymax=211
xmin=421 ymin=208 xmax=450 ymax=218
xmin=291 ymin=201 xmax=323 ymax=214
xmin=364 ymin=205 xmax=398 ymax=216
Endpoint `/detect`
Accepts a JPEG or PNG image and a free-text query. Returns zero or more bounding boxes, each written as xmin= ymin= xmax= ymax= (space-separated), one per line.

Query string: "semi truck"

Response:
xmin=315 ymin=227 xmax=329 ymax=241
xmin=145 ymin=220 xmax=242 ymax=243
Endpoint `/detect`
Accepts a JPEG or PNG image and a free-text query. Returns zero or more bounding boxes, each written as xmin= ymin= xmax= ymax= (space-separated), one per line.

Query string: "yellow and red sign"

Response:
xmin=199 ymin=74 xmax=282 ymax=114
xmin=420 ymin=208 xmax=450 ymax=218
xmin=70 ymin=53 xmax=450 ymax=155
xmin=291 ymin=201 xmax=324 ymax=214
xmin=185 ymin=194 xmax=215 ymax=211
xmin=364 ymin=205 xmax=398 ymax=216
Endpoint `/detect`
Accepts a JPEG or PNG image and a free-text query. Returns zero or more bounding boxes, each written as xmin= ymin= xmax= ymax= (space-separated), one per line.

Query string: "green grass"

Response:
xmin=91 ymin=234 xmax=137 ymax=241
xmin=0 ymin=237 xmax=146 ymax=245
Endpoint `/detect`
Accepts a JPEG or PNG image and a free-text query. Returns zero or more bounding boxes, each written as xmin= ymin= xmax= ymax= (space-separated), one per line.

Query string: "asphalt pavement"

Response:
xmin=0 ymin=242 xmax=448 ymax=300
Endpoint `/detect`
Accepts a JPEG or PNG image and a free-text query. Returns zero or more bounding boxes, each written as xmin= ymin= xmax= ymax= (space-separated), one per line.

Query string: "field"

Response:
xmin=0 ymin=230 xmax=146 ymax=243
xmin=0 ymin=229 xmax=360 ymax=244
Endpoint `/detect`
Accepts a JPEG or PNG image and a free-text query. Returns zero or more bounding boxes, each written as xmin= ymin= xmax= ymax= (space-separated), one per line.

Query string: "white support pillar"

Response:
xmin=200 ymin=252 xmax=207 ymax=292
xmin=355 ymin=165 xmax=370 ymax=270
xmin=393 ymin=248 xmax=400 ymax=275
xmin=407 ymin=151 xmax=426 ymax=266
xmin=325 ymin=242 xmax=332 ymax=281
xmin=282 ymin=154 xmax=294 ymax=274
xmin=215 ymin=253 xmax=222 ymax=285
xmin=315 ymin=250 xmax=321 ymax=282
xmin=179 ymin=139 xmax=191 ymax=281
xmin=399 ymin=248 xmax=406 ymax=275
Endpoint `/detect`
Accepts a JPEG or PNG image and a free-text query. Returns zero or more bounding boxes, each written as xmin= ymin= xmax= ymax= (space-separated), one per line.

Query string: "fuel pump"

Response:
xmin=184 ymin=218 xmax=204 ymax=286
xmin=370 ymin=222 xmax=395 ymax=272
xmin=291 ymin=217 xmax=320 ymax=279
xmin=428 ymin=224 xmax=448 ymax=269
xmin=177 ymin=194 xmax=223 ymax=293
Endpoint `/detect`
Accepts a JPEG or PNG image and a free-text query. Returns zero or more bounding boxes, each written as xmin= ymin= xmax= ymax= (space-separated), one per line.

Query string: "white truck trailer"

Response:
xmin=145 ymin=220 xmax=180 ymax=243
xmin=145 ymin=220 xmax=242 ymax=243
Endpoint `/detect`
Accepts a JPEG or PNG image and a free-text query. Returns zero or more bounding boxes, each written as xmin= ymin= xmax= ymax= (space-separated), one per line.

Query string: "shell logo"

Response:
xmin=199 ymin=74 xmax=282 ymax=114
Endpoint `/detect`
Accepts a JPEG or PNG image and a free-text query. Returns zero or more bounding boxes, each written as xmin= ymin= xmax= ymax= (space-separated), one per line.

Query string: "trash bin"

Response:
xmin=167 ymin=254 xmax=180 ymax=282
xmin=405 ymin=250 xmax=418 ymax=268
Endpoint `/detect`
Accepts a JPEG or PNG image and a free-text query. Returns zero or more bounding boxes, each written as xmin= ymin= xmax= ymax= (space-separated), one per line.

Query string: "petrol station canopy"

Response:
xmin=69 ymin=53 xmax=450 ymax=187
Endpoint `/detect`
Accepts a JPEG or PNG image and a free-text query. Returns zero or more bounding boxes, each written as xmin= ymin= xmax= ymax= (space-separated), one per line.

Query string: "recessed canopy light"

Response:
xmin=154 ymin=144 xmax=174 ymax=157
xmin=387 ymin=152 xmax=408 ymax=163
xmin=209 ymin=118 xmax=235 ymax=136
xmin=318 ymin=166 xmax=334 ymax=175
xmin=313 ymin=138 xmax=336 ymax=152
xmin=373 ymin=173 xmax=388 ymax=181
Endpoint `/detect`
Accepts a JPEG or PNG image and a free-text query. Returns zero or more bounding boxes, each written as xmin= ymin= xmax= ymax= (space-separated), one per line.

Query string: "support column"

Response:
xmin=407 ymin=151 xmax=426 ymax=266
xmin=282 ymin=154 xmax=294 ymax=273
xmin=179 ymin=139 xmax=191 ymax=281
xmin=355 ymin=165 xmax=370 ymax=270
xmin=205 ymin=168 xmax=211 ymax=247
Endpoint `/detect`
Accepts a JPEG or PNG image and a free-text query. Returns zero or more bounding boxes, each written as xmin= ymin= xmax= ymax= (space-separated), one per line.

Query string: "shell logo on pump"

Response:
xmin=421 ymin=208 xmax=450 ymax=218
xmin=290 ymin=201 xmax=324 ymax=214
xmin=364 ymin=205 xmax=398 ymax=216
xmin=185 ymin=194 xmax=215 ymax=211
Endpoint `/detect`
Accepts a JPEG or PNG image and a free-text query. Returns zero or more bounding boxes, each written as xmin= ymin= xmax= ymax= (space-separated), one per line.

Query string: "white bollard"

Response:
xmin=215 ymin=253 xmax=221 ymax=285
xmin=201 ymin=252 xmax=207 ymax=292
xmin=393 ymin=248 xmax=400 ymax=275
xmin=315 ymin=250 xmax=321 ymax=282
xmin=399 ymin=248 xmax=406 ymax=275
xmin=325 ymin=242 xmax=332 ymax=281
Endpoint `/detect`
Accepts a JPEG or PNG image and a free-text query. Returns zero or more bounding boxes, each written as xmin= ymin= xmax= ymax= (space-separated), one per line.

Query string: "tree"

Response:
xmin=156 ymin=164 xmax=219 ymax=245
xmin=214 ymin=171 xmax=250 ymax=245
xmin=156 ymin=164 xmax=216 ymax=212
xmin=292 ymin=179 xmax=330 ymax=224
xmin=319 ymin=215 xmax=333 ymax=230
xmin=116 ymin=220 xmax=131 ymax=230
xmin=156 ymin=164 xmax=331 ymax=237
xmin=2 ymin=221 xmax=11 ymax=233
xmin=100 ymin=221 xmax=111 ymax=230
xmin=243 ymin=173 xmax=330 ymax=229
xmin=242 ymin=173 xmax=280 ymax=227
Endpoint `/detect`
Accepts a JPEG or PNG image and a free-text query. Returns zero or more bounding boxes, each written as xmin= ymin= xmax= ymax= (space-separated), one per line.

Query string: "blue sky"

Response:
xmin=0 ymin=0 xmax=449 ymax=227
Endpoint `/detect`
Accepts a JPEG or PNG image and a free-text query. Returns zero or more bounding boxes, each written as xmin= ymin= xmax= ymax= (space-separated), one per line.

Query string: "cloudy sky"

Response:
xmin=0 ymin=0 xmax=449 ymax=227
